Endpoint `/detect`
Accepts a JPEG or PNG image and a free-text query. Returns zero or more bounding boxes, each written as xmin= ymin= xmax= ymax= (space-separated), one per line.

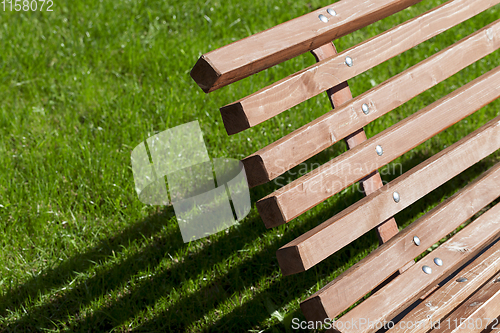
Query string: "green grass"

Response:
xmin=1 ymin=0 xmax=500 ymax=332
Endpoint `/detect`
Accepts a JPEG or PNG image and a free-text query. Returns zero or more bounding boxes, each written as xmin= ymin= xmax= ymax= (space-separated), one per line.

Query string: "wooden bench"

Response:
xmin=190 ymin=0 xmax=500 ymax=331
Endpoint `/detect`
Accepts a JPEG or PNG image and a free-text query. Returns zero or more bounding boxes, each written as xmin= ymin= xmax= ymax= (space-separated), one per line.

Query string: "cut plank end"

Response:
xmin=300 ymin=295 xmax=330 ymax=323
xmin=241 ymin=154 xmax=271 ymax=188
xmin=190 ymin=56 xmax=220 ymax=93
xmin=220 ymin=102 xmax=251 ymax=135
xmin=256 ymin=196 xmax=286 ymax=228
xmin=276 ymin=244 xmax=306 ymax=276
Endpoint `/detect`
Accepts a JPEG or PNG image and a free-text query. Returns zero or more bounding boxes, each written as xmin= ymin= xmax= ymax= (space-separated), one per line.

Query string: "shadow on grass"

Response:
xmin=0 ymin=206 xmax=176 ymax=316
xmin=132 ymin=154 xmax=500 ymax=333
xmin=2 ymin=146 xmax=499 ymax=332
xmin=2 ymin=184 xmax=367 ymax=332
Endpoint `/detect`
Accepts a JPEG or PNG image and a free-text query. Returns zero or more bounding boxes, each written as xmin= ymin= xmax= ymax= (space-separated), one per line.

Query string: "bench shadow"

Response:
xmin=2 ymin=144 xmax=498 ymax=332
xmin=1 ymin=148 xmax=368 ymax=332
xmin=0 ymin=206 xmax=176 ymax=317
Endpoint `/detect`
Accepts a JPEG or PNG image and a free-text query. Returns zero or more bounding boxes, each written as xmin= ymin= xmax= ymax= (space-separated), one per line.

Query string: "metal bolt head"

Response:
xmin=362 ymin=103 xmax=370 ymax=115
xmin=393 ymin=192 xmax=400 ymax=203
xmin=318 ymin=14 xmax=328 ymax=23
xmin=422 ymin=265 xmax=432 ymax=274
xmin=376 ymin=145 xmax=383 ymax=156
xmin=434 ymin=258 xmax=443 ymax=266
xmin=345 ymin=56 xmax=353 ymax=67
xmin=327 ymin=8 xmax=337 ymax=16
xmin=413 ymin=236 xmax=421 ymax=246
xmin=457 ymin=277 xmax=468 ymax=283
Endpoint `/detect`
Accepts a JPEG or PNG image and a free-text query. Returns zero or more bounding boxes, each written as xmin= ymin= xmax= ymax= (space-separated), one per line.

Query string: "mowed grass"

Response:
xmin=1 ymin=0 xmax=500 ymax=332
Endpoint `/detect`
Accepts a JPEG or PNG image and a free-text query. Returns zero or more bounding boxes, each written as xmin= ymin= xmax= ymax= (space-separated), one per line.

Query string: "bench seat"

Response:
xmin=190 ymin=0 xmax=500 ymax=331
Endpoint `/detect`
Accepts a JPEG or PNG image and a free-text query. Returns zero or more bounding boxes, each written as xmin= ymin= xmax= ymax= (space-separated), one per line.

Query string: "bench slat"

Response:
xmin=257 ymin=65 xmax=500 ymax=228
xmin=277 ymin=115 xmax=500 ymax=275
xmin=278 ymin=114 xmax=500 ymax=277
xmin=335 ymin=203 xmax=500 ymax=333
xmin=190 ymin=0 xmax=421 ymax=93
xmin=386 ymin=243 xmax=500 ymax=333
xmin=220 ymin=0 xmax=500 ymax=135
xmin=243 ymin=18 xmax=500 ymax=187
xmin=298 ymin=161 xmax=500 ymax=321
xmin=429 ymin=273 xmax=500 ymax=333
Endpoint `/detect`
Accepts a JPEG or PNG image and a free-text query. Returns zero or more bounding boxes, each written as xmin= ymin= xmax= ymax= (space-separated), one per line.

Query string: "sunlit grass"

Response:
xmin=1 ymin=0 xmax=500 ymax=332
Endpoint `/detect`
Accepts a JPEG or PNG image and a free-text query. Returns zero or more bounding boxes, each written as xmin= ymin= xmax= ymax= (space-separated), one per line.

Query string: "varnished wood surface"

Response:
xmin=220 ymin=0 xmax=500 ymax=134
xmin=191 ymin=0 xmax=422 ymax=93
xmin=336 ymin=202 xmax=500 ymax=333
xmin=386 ymin=241 xmax=500 ymax=333
xmin=431 ymin=272 xmax=500 ymax=333
xmin=277 ymin=115 xmax=500 ymax=275
xmin=243 ymin=18 xmax=500 ymax=186
xmin=257 ymin=65 xmax=500 ymax=228
xmin=299 ymin=162 xmax=500 ymax=321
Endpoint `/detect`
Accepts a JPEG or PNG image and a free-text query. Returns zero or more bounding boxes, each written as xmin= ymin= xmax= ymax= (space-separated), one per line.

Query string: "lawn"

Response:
xmin=0 ymin=0 xmax=500 ymax=332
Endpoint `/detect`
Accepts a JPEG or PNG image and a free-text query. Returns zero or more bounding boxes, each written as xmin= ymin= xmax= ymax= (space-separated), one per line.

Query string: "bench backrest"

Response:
xmin=191 ymin=0 xmax=500 ymax=330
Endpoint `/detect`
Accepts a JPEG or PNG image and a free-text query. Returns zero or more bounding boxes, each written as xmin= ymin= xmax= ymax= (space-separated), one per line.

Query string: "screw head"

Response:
xmin=345 ymin=56 xmax=353 ymax=67
xmin=422 ymin=265 xmax=432 ymax=274
xmin=413 ymin=236 xmax=421 ymax=246
xmin=362 ymin=103 xmax=370 ymax=115
xmin=376 ymin=145 xmax=383 ymax=156
xmin=327 ymin=8 xmax=337 ymax=16
xmin=318 ymin=14 xmax=328 ymax=23
xmin=434 ymin=258 xmax=443 ymax=266
xmin=393 ymin=192 xmax=400 ymax=203
xmin=457 ymin=277 xmax=468 ymax=283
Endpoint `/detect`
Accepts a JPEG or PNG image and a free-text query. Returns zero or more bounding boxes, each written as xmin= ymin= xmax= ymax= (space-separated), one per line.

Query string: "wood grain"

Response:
xmin=242 ymin=18 xmax=500 ymax=185
xmin=335 ymin=202 xmax=500 ymax=333
xmin=257 ymin=65 xmax=500 ymax=228
xmin=386 ymin=242 xmax=500 ymax=332
xmin=432 ymin=273 xmax=500 ymax=333
xmin=299 ymin=161 xmax=500 ymax=321
xmin=220 ymin=0 xmax=500 ymax=134
xmin=190 ymin=0 xmax=422 ymax=93
xmin=277 ymin=114 xmax=500 ymax=275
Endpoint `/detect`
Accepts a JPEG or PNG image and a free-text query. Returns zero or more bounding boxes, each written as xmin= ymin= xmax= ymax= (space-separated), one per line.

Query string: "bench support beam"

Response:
xmin=310 ymin=42 xmax=403 ymax=247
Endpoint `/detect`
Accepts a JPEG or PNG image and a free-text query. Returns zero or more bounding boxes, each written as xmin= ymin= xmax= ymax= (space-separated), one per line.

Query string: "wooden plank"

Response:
xmin=243 ymin=18 xmax=500 ymax=185
xmin=190 ymin=0 xmax=422 ymax=93
xmin=431 ymin=273 xmax=500 ymax=333
xmin=220 ymin=0 xmax=500 ymax=135
xmin=299 ymin=161 xmax=500 ymax=321
xmin=386 ymin=242 xmax=500 ymax=333
xmin=311 ymin=43 xmax=401 ymax=246
xmin=333 ymin=202 xmax=500 ymax=333
xmin=277 ymin=115 xmax=500 ymax=276
xmin=257 ymin=65 xmax=500 ymax=228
